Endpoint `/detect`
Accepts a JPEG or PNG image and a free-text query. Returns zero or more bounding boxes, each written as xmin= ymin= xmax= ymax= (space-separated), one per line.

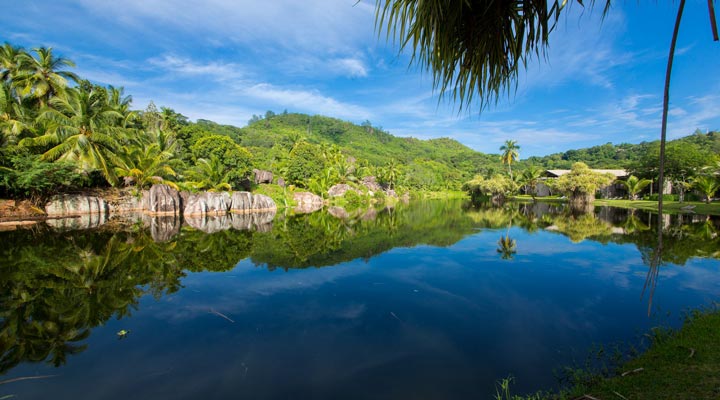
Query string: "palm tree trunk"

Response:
xmin=658 ymin=0 xmax=686 ymax=232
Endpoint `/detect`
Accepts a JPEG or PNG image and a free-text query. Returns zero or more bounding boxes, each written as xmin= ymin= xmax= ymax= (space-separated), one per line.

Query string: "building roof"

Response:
xmin=546 ymin=169 xmax=628 ymax=178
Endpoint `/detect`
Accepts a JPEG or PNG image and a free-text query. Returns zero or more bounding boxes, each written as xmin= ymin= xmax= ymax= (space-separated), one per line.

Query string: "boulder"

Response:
xmin=361 ymin=176 xmax=382 ymax=193
xmin=327 ymin=184 xmax=358 ymax=198
xmin=293 ymin=192 xmax=323 ymax=214
xmin=251 ymin=194 xmax=276 ymax=211
xmin=277 ymin=177 xmax=286 ymax=187
xmin=45 ymin=194 xmax=108 ymax=216
xmin=230 ymin=191 xmax=254 ymax=213
xmin=384 ymin=189 xmax=398 ymax=198
xmin=184 ymin=192 xmax=232 ymax=216
xmin=253 ymin=169 xmax=273 ymax=184
xmin=147 ymin=184 xmax=182 ymax=215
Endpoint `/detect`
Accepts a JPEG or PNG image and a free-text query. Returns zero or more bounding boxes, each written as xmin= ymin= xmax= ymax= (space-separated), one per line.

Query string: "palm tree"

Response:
xmin=14 ymin=47 xmax=78 ymax=107
xmin=114 ymin=141 xmax=179 ymax=189
xmin=185 ymin=156 xmax=232 ymax=192
xmin=0 ymin=42 xmax=27 ymax=82
xmin=692 ymin=175 xmax=720 ymax=203
xmin=20 ymin=87 xmax=124 ymax=185
xmin=521 ymin=165 xmax=544 ymax=200
xmin=500 ymin=140 xmax=519 ymax=180
xmin=383 ymin=159 xmax=401 ymax=190
xmin=620 ymin=175 xmax=652 ymax=200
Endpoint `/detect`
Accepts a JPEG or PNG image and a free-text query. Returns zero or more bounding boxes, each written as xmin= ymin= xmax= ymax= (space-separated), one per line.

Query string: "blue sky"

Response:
xmin=1 ymin=1 xmax=719 ymax=157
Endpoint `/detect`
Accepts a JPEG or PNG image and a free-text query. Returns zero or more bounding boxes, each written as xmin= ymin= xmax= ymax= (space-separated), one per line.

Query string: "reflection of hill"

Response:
xmin=250 ymin=200 xmax=479 ymax=269
xmin=2 ymin=201 xmax=718 ymax=376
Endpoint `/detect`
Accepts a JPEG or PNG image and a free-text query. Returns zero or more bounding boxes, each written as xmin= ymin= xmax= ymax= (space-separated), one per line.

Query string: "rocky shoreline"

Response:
xmin=0 ymin=184 xmax=277 ymax=234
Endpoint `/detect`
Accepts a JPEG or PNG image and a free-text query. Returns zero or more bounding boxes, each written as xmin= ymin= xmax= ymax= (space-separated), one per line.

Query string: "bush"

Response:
xmin=1 ymin=154 xmax=87 ymax=202
xmin=644 ymin=194 xmax=678 ymax=201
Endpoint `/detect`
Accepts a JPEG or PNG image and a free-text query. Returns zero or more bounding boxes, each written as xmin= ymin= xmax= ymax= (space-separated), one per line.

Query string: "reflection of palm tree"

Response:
xmin=497 ymin=235 xmax=517 ymax=260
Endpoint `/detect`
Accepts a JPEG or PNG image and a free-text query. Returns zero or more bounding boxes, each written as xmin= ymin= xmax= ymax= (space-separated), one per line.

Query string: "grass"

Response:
xmin=495 ymin=307 xmax=720 ymax=400
xmin=594 ymin=199 xmax=720 ymax=216
xmin=580 ymin=308 xmax=720 ymax=400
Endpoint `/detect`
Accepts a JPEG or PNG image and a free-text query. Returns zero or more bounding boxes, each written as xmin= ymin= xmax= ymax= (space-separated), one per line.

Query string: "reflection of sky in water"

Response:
xmin=5 ymin=228 xmax=720 ymax=400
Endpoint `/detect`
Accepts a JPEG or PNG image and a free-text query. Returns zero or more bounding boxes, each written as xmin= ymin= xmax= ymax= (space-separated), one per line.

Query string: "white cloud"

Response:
xmin=329 ymin=57 xmax=369 ymax=78
xmin=241 ymin=83 xmax=372 ymax=120
xmin=148 ymin=55 xmax=245 ymax=81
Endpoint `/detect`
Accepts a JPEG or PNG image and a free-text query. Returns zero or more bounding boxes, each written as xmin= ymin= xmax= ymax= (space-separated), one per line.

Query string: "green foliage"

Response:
xmin=621 ymin=175 xmax=652 ymax=200
xmin=285 ymin=140 xmax=326 ymax=187
xmin=0 ymin=153 xmax=86 ymax=201
xmin=463 ymin=174 xmax=513 ymax=199
xmin=553 ymin=162 xmax=615 ymax=201
xmin=191 ymin=135 xmax=253 ymax=188
xmin=692 ymin=174 xmax=720 ymax=203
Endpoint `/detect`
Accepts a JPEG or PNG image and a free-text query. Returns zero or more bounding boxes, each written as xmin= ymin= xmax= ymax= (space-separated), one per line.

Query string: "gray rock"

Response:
xmin=253 ymin=210 xmax=276 ymax=231
xmin=253 ymin=169 xmax=273 ymax=184
xmin=147 ymin=184 xmax=182 ymax=215
xmin=361 ymin=176 xmax=382 ymax=193
xmin=184 ymin=192 xmax=232 ymax=216
xmin=230 ymin=191 xmax=253 ymax=213
xmin=293 ymin=192 xmax=323 ymax=213
xmin=45 ymin=195 xmax=108 ymax=216
xmin=251 ymin=194 xmax=276 ymax=211
xmin=328 ymin=184 xmax=360 ymax=198
xmin=108 ymin=194 xmax=144 ymax=214
xmin=277 ymin=178 xmax=285 ymax=187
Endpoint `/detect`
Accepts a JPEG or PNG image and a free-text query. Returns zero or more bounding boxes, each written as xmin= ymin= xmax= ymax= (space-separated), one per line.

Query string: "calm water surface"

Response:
xmin=1 ymin=201 xmax=719 ymax=399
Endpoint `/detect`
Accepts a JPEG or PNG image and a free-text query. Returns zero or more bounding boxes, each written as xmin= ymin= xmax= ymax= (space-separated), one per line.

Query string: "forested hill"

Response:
xmin=186 ymin=112 xmax=504 ymax=189
xmin=524 ymin=130 xmax=720 ymax=171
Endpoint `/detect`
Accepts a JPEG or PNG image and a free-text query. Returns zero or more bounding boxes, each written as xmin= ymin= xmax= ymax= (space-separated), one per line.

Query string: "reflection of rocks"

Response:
xmin=150 ymin=215 xmax=182 ymax=242
xmin=253 ymin=211 xmax=276 ymax=232
xmin=361 ymin=208 xmax=377 ymax=221
xmin=293 ymin=192 xmax=323 ymax=214
xmin=46 ymin=214 xmax=107 ymax=231
xmin=400 ymin=192 xmax=410 ymax=204
xmin=328 ymin=206 xmax=350 ymax=219
xmin=147 ymin=184 xmax=182 ymax=215
xmin=184 ymin=192 xmax=232 ymax=216
xmin=184 ymin=210 xmax=276 ymax=233
xmin=46 ymin=194 xmax=108 ymax=216
xmin=184 ymin=215 xmax=230 ymax=234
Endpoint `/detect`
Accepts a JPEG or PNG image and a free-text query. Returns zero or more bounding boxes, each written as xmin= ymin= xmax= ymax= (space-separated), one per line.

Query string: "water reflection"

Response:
xmin=1 ymin=200 xmax=719 ymax=395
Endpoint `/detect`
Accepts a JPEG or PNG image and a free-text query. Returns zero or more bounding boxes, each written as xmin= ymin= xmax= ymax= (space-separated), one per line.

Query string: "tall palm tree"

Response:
xmin=500 ymin=140 xmax=519 ymax=180
xmin=0 ymin=42 xmax=27 ymax=83
xmin=620 ymin=175 xmax=652 ymax=200
xmin=20 ymin=87 xmax=124 ymax=185
xmin=14 ymin=47 xmax=78 ymax=108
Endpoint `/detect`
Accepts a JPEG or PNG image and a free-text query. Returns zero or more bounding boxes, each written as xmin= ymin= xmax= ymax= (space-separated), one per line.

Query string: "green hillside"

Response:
xmin=525 ymin=130 xmax=720 ymax=171
xmin=186 ymin=112 xmax=504 ymax=191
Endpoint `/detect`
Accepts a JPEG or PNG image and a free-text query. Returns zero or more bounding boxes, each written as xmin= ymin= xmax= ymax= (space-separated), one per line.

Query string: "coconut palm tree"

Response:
xmin=185 ymin=156 xmax=232 ymax=192
xmin=620 ymin=175 xmax=652 ymax=200
xmin=20 ymin=87 xmax=124 ymax=185
xmin=521 ymin=165 xmax=544 ymax=199
xmin=692 ymin=175 xmax=720 ymax=203
xmin=0 ymin=42 xmax=28 ymax=83
xmin=500 ymin=140 xmax=519 ymax=180
xmin=13 ymin=47 xmax=78 ymax=108
xmin=114 ymin=141 xmax=179 ymax=189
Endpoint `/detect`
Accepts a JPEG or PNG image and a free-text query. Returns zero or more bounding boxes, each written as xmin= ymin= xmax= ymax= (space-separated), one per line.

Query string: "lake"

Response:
xmin=1 ymin=200 xmax=718 ymax=399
